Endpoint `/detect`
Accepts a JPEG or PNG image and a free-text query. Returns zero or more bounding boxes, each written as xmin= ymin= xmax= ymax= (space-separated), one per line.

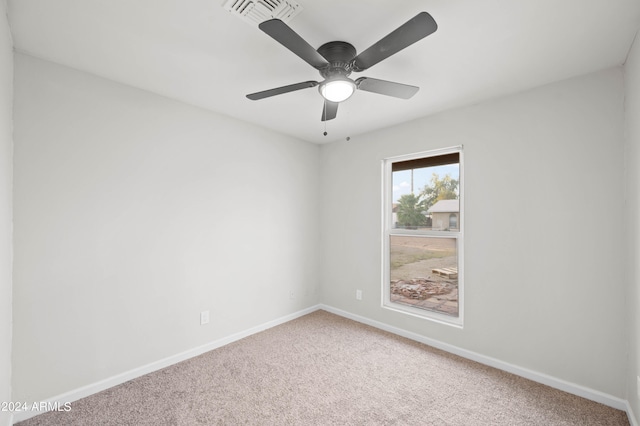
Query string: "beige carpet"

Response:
xmin=18 ymin=310 xmax=629 ymax=425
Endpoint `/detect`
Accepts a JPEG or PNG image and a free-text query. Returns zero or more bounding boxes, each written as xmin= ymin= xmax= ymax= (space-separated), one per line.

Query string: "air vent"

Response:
xmin=222 ymin=0 xmax=302 ymax=26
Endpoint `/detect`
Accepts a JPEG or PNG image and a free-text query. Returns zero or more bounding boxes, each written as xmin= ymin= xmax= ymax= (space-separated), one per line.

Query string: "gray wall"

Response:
xmin=320 ymin=68 xmax=627 ymax=398
xmin=0 ymin=1 xmax=12 ymax=425
xmin=11 ymin=54 xmax=321 ymax=402
xmin=624 ymin=31 xmax=640 ymax=423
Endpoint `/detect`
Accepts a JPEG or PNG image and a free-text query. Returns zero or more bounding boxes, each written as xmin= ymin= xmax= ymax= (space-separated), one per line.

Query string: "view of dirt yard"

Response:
xmin=390 ymin=235 xmax=458 ymax=316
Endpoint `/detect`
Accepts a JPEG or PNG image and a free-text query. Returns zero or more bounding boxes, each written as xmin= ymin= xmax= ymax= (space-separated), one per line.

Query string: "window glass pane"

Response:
xmin=392 ymin=162 xmax=459 ymax=231
xmin=389 ymin=235 xmax=458 ymax=317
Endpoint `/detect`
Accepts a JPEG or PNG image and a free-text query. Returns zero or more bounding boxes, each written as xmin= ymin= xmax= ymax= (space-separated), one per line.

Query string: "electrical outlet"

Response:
xmin=637 ymin=376 xmax=640 ymax=399
xmin=200 ymin=310 xmax=210 ymax=325
xmin=289 ymin=290 xmax=295 ymax=300
xmin=356 ymin=289 xmax=362 ymax=300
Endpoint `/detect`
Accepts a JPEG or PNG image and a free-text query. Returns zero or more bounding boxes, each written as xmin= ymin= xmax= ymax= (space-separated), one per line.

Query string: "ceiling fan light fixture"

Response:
xmin=319 ymin=77 xmax=356 ymax=103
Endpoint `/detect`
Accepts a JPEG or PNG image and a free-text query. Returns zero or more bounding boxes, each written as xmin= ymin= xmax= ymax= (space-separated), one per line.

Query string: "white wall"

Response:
xmin=0 ymin=1 xmax=12 ymax=425
xmin=12 ymin=53 xmax=320 ymax=403
xmin=624 ymin=31 xmax=640 ymax=423
xmin=320 ymin=68 xmax=627 ymax=398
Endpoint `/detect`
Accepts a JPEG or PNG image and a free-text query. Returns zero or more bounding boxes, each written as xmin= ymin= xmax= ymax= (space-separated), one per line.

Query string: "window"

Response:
xmin=383 ymin=147 xmax=463 ymax=326
xmin=449 ymin=214 xmax=458 ymax=230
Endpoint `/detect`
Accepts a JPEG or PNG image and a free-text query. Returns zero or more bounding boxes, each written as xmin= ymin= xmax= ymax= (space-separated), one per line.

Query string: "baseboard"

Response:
xmin=12 ymin=304 xmax=321 ymax=424
xmin=627 ymin=402 xmax=639 ymax=426
xmin=319 ymin=304 xmax=629 ymax=413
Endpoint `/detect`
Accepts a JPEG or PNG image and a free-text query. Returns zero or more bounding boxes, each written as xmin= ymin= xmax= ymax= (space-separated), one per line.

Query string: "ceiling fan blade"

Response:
xmin=321 ymin=101 xmax=338 ymax=121
xmin=353 ymin=12 xmax=437 ymax=72
xmin=247 ymin=81 xmax=319 ymax=101
xmin=259 ymin=19 xmax=329 ymax=70
xmin=355 ymin=77 xmax=419 ymax=99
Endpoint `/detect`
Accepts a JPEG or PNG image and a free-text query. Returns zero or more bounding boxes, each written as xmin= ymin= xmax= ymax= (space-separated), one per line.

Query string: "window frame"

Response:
xmin=382 ymin=146 xmax=464 ymax=328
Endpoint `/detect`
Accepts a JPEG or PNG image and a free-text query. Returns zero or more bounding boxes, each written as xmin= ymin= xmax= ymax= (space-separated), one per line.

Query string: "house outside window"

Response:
xmin=382 ymin=147 xmax=463 ymax=327
xmin=428 ymin=200 xmax=459 ymax=231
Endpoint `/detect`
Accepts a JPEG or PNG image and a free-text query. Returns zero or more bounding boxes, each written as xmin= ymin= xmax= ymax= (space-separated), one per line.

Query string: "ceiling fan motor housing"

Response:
xmin=317 ymin=41 xmax=357 ymax=79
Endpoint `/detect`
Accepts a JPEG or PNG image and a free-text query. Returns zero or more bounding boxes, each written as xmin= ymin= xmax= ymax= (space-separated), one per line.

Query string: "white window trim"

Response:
xmin=381 ymin=146 xmax=464 ymax=328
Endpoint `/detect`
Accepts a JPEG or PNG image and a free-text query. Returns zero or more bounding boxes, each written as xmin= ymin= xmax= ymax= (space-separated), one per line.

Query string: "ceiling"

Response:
xmin=7 ymin=0 xmax=640 ymax=144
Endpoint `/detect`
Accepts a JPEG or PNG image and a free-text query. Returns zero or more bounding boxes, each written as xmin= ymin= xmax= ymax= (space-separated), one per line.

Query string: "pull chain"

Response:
xmin=323 ymin=101 xmax=328 ymax=136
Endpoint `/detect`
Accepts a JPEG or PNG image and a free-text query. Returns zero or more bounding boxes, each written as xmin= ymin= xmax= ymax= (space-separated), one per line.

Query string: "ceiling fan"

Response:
xmin=246 ymin=12 xmax=438 ymax=121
